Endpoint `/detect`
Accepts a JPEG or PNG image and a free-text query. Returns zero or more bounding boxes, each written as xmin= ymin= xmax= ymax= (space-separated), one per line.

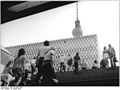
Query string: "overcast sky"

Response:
xmin=1 ymin=1 xmax=119 ymax=62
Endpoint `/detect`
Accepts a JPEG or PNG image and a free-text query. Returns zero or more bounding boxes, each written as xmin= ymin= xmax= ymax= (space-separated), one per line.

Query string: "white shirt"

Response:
xmin=93 ymin=63 xmax=98 ymax=68
xmin=38 ymin=46 xmax=51 ymax=57
xmin=103 ymin=50 xmax=109 ymax=59
xmin=59 ymin=55 xmax=66 ymax=63
xmin=44 ymin=49 xmax=55 ymax=61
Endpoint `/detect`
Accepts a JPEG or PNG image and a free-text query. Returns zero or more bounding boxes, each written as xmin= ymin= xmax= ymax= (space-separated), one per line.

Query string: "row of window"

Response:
xmin=6 ymin=34 xmax=97 ymax=53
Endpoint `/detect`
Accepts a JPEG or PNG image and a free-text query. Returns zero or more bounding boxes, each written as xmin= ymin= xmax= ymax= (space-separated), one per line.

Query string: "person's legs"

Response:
xmin=63 ymin=65 xmax=66 ymax=72
xmin=113 ymin=57 xmax=116 ymax=67
xmin=12 ymin=68 xmax=18 ymax=81
xmin=1 ymin=80 xmax=8 ymax=86
xmin=74 ymin=64 xmax=76 ymax=73
xmin=20 ymin=70 xmax=28 ymax=85
xmin=35 ymin=57 xmax=44 ymax=85
xmin=110 ymin=57 xmax=114 ymax=68
xmin=24 ymin=70 xmax=29 ymax=80
xmin=35 ymin=67 xmax=42 ymax=85
xmin=41 ymin=60 xmax=57 ymax=85
xmin=74 ymin=62 xmax=78 ymax=74
xmin=16 ymin=68 xmax=25 ymax=86
xmin=12 ymin=68 xmax=21 ymax=86
xmin=76 ymin=64 xmax=78 ymax=71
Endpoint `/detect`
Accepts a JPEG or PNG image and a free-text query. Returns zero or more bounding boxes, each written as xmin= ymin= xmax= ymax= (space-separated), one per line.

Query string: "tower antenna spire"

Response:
xmin=76 ymin=1 xmax=78 ymax=20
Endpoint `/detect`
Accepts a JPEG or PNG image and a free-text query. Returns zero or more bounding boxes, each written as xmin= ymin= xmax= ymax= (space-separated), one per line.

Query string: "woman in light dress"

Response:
xmin=101 ymin=46 xmax=109 ymax=68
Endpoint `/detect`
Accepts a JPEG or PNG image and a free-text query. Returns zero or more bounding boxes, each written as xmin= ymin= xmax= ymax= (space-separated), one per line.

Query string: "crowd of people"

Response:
xmin=54 ymin=52 xmax=88 ymax=73
xmin=1 ymin=41 xmax=58 ymax=86
xmin=1 ymin=41 xmax=118 ymax=86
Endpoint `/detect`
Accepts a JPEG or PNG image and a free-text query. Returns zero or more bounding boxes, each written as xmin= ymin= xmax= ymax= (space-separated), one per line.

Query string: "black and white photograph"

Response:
xmin=0 ymin=0 xmax=119 ymax=87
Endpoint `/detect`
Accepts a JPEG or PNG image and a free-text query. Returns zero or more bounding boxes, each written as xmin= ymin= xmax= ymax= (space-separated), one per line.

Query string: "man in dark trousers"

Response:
xmin=73 ymin=52 xmax=80 ymax=74
xmin=35 ymin=40 xmax=58 ymax=85
xmin=108 ymin=44 xmax=117 ymax=68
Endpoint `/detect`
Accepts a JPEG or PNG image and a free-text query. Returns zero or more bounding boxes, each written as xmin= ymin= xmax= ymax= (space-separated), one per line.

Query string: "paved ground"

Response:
xmin=56 ymin=67 xmax=119 ymax=86
xmin=7 ymin=67 xmax=119 ymax=86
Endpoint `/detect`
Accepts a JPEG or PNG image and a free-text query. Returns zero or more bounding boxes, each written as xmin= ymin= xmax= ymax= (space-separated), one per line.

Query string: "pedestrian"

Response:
xmin=73 ymin=52 xmax=80 ymax=74
xmin=59 ymin=54 xmax=66 ymax=72
xmin=35 ymin=40 xmax=58 ymax=85
xmin=108 ymin=44 xmax=116 ymax=68
xmin=102 ymin=46 xmax=109 ymax=68
xmin=12 ymin=48 xmax=27 ymax=86
xmin=67 ymin=54 xmax=73 ymax=71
